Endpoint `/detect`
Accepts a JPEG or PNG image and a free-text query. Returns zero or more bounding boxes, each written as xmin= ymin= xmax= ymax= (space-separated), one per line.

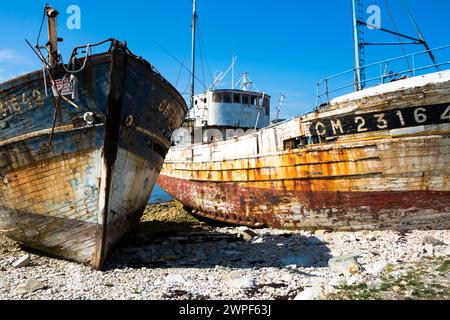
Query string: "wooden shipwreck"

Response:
xmin=158 ymin=0 xmax=450 ymax=231
xmin=0 ymin=5 xmax=187 ymax=268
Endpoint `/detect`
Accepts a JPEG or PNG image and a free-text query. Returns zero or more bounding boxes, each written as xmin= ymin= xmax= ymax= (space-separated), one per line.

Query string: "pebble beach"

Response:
xmin=0 ymin=201 xmax=449 ymax=300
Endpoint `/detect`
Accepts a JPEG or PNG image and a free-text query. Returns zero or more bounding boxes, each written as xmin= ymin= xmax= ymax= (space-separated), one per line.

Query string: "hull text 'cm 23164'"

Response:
xmin=158 ymin=0 xmax=450 ymax=231
xmin=0 ymin=5 xmax=187 ymax=269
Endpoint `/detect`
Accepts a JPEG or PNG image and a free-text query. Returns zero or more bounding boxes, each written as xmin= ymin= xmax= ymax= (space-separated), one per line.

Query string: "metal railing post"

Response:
xmin=316 ymin=83 xmax=320 ymax=107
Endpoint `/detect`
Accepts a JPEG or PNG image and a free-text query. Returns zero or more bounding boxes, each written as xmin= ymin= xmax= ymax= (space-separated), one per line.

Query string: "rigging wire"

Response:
xmin=197 ymin=21 xmax=206 ymax=90
xmin=35 ymin=7 xmax=46 ymax=47
xmin=175 ymin=59 xmax=185 ymax=88
xmin=197 ymin=20 xmax=214 ymax=86
xmin=399 ymin=0 xmax=439 ymax=69
xmin=384 ymin=0 xmax=411 ymax=71
xmin=153 ymin=40 xmax=208 ymax=90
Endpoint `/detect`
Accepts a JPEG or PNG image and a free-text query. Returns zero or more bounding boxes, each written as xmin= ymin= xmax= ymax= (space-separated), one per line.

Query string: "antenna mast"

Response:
xmin=190 ymin=0 xmax=197 ymax=109
xmin=352 ymin=0 xmax=365 ymax=91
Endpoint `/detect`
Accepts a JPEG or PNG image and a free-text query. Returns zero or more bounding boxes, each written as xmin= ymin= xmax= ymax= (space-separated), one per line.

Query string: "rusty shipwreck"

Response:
xmin=0 ymin=5 xmax=187 ymax=268
xmin=158 ymin=0 xmax=450 ymax=231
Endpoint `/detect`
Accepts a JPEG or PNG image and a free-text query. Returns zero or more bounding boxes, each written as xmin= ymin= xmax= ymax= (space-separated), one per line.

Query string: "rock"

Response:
xmin=16 ymin=280 xmax=46 ymax=294
xmin=12 ymin=255 xmax=31 ymax=268
xmin=252 ymin=237 xmax=264 ymax=244
xmin=328 ymin=255 xmax=362 ymax=275
xmin=237 ymin=227 xmax=259 ymax=241
xmin=294 ymin=286 xmax=323 ymax=300
xmin=422 ymin=236 xmax=446 ymax=246
xmin=346 ymin=234 xmax=358 ymax=242
xmin=281 ymin=255 xmax=315 ymax=267
xmin=226 ymin=276 xmax=255 ymax=289
xmin=366 ymin=260 xmax=388 ymax=276
xmin=165 ymin=274 xmax=187 ymax=285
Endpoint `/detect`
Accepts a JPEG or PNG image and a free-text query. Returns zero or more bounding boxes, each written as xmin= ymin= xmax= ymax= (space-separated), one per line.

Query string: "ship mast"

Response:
xmin=352 ymin=0 xmax=365 ymax=91
xmin=351 ymin=0 xmax=438 ymax=92
xmin=190 ymin=0 xmax=197 ymax=109
xmin=45 ymin=4 xmax=60 ymax=68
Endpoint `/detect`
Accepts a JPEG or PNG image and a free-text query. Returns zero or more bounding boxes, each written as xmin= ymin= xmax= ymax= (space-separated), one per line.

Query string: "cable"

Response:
xmin=35 ymin=8 xmax=46 ymax=47
xmin=175 ymin=59 xmax=185 ymax=88
xmin=197 ymin=20 xmax=213 ymax=86
xmin=153 ymin=40 xmax=208 ymax=90
xmin=197 ymin=21 xmax=206 ymax=90
xmin=384 ymin=0 xmax=411 ymax=71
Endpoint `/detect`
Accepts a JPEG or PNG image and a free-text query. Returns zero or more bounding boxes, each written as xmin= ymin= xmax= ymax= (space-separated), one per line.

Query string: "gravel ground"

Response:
xmin=0 ymin=201 xmax=449 ymax=300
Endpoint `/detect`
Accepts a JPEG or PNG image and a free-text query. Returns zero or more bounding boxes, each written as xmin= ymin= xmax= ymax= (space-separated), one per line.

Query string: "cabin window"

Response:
xmin=212 ymin=92 xmax=222 ymax=103
xmin=233 ymin=93 xmax=241 ymax=104
xmin=195 ymin=99 xmax=198 ymax=105
xmin=242 ymin=94 xmax=250 ymax=105
xmin=223 ymin=93 xmax=232 ymax=103
xmin=251 ymin=95 xmax=259 ymax=106
xmin=203 ymin=98 xmax=207 ymax=104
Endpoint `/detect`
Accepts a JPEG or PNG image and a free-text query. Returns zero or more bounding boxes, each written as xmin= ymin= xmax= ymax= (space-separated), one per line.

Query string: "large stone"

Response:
xmin=252 ymin=237 xmax=264 ymax=244
xmin=294 ymin=286 xmax=323 ymax=300
xmin=237 ymin=227 xmax=259 ymax=241
xmin=422 ymin=236 xmax=446 ymax=246
xmin=16 ymin=280 xmax=46 ymax=294
xmin=328 ymin=255 xmax=362 ymax=275
xmin=12 ymin=255 xmax=31 ymax=268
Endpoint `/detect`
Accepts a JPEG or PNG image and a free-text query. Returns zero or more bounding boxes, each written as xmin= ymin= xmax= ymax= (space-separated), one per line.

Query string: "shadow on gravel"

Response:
xmin=104 ymin=219 xmax=332 ymax=271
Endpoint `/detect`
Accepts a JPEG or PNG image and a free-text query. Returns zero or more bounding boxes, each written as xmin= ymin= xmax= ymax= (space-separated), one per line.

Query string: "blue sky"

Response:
xmin=0 ymin=0 xmax=449 ymax=119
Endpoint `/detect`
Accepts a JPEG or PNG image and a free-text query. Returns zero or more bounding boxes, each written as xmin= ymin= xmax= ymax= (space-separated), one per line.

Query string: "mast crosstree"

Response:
xmin=351 ymin=0 xmax=438 ymax=91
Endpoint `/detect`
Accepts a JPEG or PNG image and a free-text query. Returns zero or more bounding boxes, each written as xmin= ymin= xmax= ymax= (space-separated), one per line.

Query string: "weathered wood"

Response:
xmin=159 ymin=70 xmax=450 ymax=231
xmin=0 ymin=43 xmax=187 ymax=268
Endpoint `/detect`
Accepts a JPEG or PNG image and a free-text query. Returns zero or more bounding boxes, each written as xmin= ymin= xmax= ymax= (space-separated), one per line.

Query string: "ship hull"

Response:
xmin=0 ymin=42 xmax=187 ymax=268
xmin=159 ymin=71 xmax=450 ymax=231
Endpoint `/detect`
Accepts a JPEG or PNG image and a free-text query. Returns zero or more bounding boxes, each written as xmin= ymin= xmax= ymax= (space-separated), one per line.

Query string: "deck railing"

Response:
xmin=316 ymin=45 xmax=450 ymax=107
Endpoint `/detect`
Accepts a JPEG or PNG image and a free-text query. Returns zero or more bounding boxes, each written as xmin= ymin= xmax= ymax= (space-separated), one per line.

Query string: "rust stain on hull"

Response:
xmin=0 ymin=41 xmax=187 ymax=269
xmin=159 ymin=72 xmax=450 ymax=231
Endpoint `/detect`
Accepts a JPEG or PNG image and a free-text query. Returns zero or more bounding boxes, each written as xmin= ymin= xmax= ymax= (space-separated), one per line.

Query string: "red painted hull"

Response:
xmin=158 ymin=174 xmax=450 ymax=230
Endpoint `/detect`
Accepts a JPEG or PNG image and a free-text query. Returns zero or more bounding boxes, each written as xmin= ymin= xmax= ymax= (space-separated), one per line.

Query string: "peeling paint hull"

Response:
xmin=159 ymin=71 xmax=450 ymax=231
xmin=0 ymin=43 xmax=187 ymax=268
